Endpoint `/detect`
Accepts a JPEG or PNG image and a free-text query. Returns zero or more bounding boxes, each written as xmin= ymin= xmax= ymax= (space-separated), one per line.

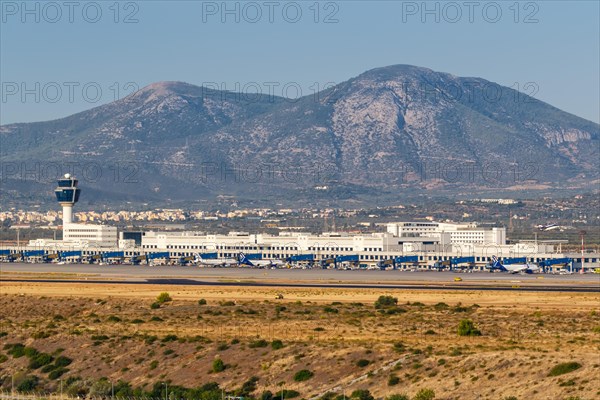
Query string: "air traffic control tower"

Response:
xmin=55 ymin=173 xmax=80 ymax=224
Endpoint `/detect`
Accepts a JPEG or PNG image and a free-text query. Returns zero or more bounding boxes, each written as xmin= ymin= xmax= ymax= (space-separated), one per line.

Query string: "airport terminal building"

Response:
xmin=130 ymin=228 xmax=566 ymax=268
xmin=2 ymin=175 xmax=598 ymax=271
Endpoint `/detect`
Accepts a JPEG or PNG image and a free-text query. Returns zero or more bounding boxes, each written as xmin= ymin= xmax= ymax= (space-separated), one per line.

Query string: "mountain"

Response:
xmin=1 ymin=65 xmax=598 ymax=207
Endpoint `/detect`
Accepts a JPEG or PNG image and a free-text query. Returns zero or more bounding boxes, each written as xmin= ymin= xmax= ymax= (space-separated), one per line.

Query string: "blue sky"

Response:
xmin=1 ymin=0 xmax=599 ymax=124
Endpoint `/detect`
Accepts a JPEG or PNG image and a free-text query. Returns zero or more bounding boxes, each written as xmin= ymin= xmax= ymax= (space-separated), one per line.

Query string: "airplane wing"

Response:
xmin=509 ymin=265 xmax=528 ymax=273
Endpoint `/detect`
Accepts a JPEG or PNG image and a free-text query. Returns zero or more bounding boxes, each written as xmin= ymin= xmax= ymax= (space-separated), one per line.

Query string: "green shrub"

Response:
xmin=0 ymin=354 xmax=8 ymax=363
xmin=212 ymin=358 xmax=225 ymax=372
xmin=145 ymin=335 xmax=158 ymax=344
xmin=387 ymin=375 xmax=401 ymax=386
xmin=106 ymin=315 xmax=121 ymax=322
xmin=457 ymin=319 xmax=481 ymax=336
xmin=150 ymin=316 xmax=163 ymax=322
xmin=453 ymin=304 xmax=471 ymax=313
xmin=386 ymin=395 xmax=408 ymax=400
xmin=293 ymin=369 xmax=314 ymax=382
xmin=240 ymin=376 xmax=259 ymax=396
xmin=198 ymin=299 xmax=207 ymax=305
xmin=323 ymin=306 xmax=339 ymax=313
xmin=275 ymin=390 xmax=300 ymax=399
xmin=17 ymin=375 xmax=39 ymax=392
xmin=23 ymin=347 xmax=39 ymax=358
xmin=261 ymin=391 xmax=273 ymax=400
xmin=48 ymin=368 xmax=68 ymax=380
xmin=249 ymin=339 xmax=269 ymax=348
xmin=131 ymin=319 xmax=144 ymax=324
xmin=29 ymin=353 xmax=53 ymax=369
xmin=504 ymin=397 xmax=518 ymax=400
xmin=157 ymin=292 xmax=172 ymax=303
xmin=216 ymin=342 xmax=229 ymax=351
xmin=271 ymin=340 xmax=284 ymax=350
xmin=149 ymin=360 xmax=158 ymax=370
xmin=350 ymin=389 xmax=374 ymax=400
xmin=91 ymin=334 xmax=109 ymax=341
xmin=32 ymin=331 xmax=53 ymax=339
xmin=150 ymin=302 xmax=160 ymax=309
xmin=375 ymin=296 xmax=398 ymax=309
xmin=384 ymin=307 xmax=407 ymax=315
xmin=413 ymin=388 xmax=435 ymax=400
xmin=8 ymin=344 xmax=26 ymax=358
xmin=558 ymin=379 xmax=576 ymax=387
xmin=548 ymin=362 xmax=582 ymax=376
xmin=219 ymin=300 xmax=236 ymax=306
xmin=41 ymin=364 xmax=58 ymax=373
xmin=356 ymin=359 xmax=370 ymax=368
xmin=161 ymin=334 xmax=178 ymax=342
xmin=392 ymin=342 xmax=406 ymax=352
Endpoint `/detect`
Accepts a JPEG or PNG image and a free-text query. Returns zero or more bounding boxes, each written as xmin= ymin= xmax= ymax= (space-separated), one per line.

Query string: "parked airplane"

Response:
xmin=488 ymin=256 xmax=540 ymax=274
xmin=194 ymin=253 xmax=236 ymax=267
xmin=237 ymin=252 xmax=284 ymax=268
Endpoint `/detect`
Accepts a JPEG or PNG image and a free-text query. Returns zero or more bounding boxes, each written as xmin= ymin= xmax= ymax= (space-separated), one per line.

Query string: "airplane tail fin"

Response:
xmin=491 ymin=256 xmax=503 ymax=269
xmin=238 ymin=252 xmax=254 ymax=266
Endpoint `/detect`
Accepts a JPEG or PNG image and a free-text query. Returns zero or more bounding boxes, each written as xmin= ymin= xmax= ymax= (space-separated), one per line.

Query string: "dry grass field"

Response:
xmin=0 ymin=281 xmax=599 ymax=400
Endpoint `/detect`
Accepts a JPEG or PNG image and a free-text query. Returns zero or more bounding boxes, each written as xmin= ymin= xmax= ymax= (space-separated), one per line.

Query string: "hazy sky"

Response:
xmin=1 ymin=0 xmax=599 ymax=124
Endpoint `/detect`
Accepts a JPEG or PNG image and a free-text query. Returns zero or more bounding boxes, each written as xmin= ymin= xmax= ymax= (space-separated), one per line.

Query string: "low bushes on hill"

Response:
xmin=271 ymin=340 xmax=284 ymax=350
xmin=248 ymin=339 xmax=268 ymax=348
xmin=413 ymin=388 xmax=435 ymax=400
xmin=156 ymin=292 xmax=172 ymax=303
xmin=457 ymin=319 xmax=481 ymax=336
xmin=548 ymin=362 xmax=582 ymax=376
xmin=356 ymin=359 xmax=370 ymax=368
xmin=375 ymin=296 xmax=398 ymax=309
xmin=28 ymin=353 xmax=53 ymax=369
xmin=293 ymin=369 xmax=314 ymax=382
xmin=212 ymin=358 xmax=226 ymax=373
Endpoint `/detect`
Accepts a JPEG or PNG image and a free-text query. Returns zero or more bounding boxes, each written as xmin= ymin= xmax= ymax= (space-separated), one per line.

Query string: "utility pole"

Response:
xmin=111 ymin=380 xmax=114 ymax=400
